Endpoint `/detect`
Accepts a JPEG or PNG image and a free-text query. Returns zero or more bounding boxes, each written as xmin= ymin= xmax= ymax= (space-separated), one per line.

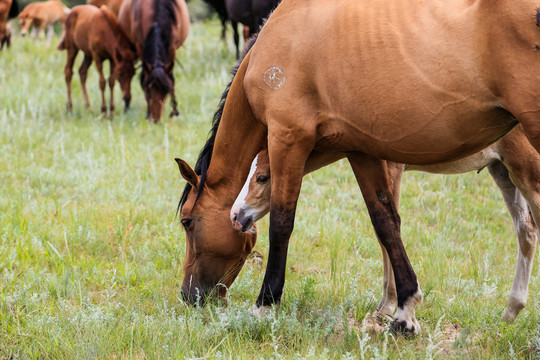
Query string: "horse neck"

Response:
xmin=205 ymin=56 xmax=267 ymax=206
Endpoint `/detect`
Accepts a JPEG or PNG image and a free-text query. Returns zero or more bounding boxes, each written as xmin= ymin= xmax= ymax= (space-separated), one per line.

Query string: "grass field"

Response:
xmin=0 ymin=14 xmax=539 ymax=359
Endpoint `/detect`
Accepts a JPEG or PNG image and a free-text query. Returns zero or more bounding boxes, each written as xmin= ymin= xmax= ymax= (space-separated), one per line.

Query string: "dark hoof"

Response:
xmin=390 ymin=320 xmax=418 ymax=337
xmin=169 ymin=109 xmax=179 ymax=117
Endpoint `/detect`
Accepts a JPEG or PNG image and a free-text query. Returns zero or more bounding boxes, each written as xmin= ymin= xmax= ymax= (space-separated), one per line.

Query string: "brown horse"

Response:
xmin=87 ymin=0 xmax=123 ymax=16
xmin=58 ymin=5 xmax=136 ymax=114
xmin=175 ymin=0 xmax=540 ymax=335
xmin=230 ymin=125 xmax=540 ymax=323
xmin=19 ymin=0 xmax=69 ymax=40
xmin=0 ymin=0 xmax=18 ymax=50
xmin=118 ymin=0 xmax=190 ymax=123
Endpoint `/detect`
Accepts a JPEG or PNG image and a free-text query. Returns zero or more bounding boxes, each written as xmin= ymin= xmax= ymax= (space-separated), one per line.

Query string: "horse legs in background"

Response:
xmin=63 ymin=47 xmax=79 ymax=111
xmin=93 ymin=55 xmax=108 ymax=113
xmin=487 ymin=161 xmax=539 ymax=322
xmin=169 ymin=73 xmax=179 ymax=117
xmin=46 ymin=23 xmax=54 ymax=45
xmin=347 ymin=153 xmax=422 ymax=335
xmin=78 ymin=54 xmax=93 ymax=109
xmin=108 ymin=60 xmax=115 ymax=114
xmin=232 ymin=20 xmax=239 ymax=59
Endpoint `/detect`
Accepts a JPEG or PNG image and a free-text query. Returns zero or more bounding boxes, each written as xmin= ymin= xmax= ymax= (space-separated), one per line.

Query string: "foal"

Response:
xmin=231 ymin=125 xmax=540 ymax=324
xmin=18 ymin=0 xmax=68 ymax=41
xmin=58 ymin=5 xmax=136 ymax=114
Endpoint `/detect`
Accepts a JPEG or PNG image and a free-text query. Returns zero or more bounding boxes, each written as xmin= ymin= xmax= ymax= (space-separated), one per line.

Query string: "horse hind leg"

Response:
xmin=488 ymin=161 xmax=539 ymax=322
xmin=79 ymin=54 xmax=93 ymax=109
xmin=348 ymin=154 xmax=422 ymax=335
xmin=64 ymin=48 xmax=78 ymax=111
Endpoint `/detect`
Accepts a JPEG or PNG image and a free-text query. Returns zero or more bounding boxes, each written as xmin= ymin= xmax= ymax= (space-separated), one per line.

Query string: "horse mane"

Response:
xmin=142 ymin=0 xmax=178 ymax=85
xmin=178 ymin=33 xmax=259 ymax=212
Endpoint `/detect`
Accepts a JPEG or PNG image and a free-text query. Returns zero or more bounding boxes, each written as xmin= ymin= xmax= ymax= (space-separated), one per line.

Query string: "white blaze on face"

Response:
xmin=230 ymin=154 xmax=258 ymax=222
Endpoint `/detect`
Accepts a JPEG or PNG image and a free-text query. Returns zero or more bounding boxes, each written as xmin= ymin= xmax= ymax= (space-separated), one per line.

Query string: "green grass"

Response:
xmin=0 ymin=15 xmax=539 ymax=359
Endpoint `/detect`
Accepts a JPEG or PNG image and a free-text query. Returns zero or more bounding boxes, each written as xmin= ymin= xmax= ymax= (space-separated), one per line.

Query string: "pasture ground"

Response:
xmin=0 ymin=18 xmax=539 ymax=359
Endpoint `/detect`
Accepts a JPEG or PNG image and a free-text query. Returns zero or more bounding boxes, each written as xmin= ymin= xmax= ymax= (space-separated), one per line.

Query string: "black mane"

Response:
xmin=141 ymin=0 xmax=179 ymax=92
xmin=178 ymin=34 xmax=259 ymax=213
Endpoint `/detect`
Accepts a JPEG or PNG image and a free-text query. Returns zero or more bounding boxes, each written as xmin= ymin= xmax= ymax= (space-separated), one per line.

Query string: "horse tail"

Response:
xmin=57 ymin=9 xmax=76 ymax=50
xmin=57 ymin=35 xmax=66 ymax=50
xmin=8 ymin=0 xmax=19 ymax=19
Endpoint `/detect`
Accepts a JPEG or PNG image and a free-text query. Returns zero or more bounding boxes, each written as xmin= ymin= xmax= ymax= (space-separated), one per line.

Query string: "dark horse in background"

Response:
xmin=118 ymin=0 xmax=190 ymax=123
xmin=226 ymin=0 xmax=280 ymax=38
xmin=0 ymin=0 xmax=19 ymax=50
xmin=202 ymin=0 xmax=241 ymax=59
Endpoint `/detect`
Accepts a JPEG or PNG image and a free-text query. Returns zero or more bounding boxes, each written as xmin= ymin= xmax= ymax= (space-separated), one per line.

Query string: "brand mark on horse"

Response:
xmin=263 ymin=66 xmax=285 ymax=89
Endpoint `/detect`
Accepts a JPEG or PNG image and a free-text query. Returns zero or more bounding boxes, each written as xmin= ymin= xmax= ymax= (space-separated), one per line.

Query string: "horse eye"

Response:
xmin=181 ymin=218 xmax=193 ymax=230
xmin=256 ymin=174 xmax=270 ymax=184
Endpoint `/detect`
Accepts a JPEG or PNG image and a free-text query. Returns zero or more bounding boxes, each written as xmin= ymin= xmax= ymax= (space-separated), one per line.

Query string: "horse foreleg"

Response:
xmin=252 ymin=132 xmax=314 ymax=312
xmin=79 ymin=54 xmax=93 ymax=109
xmin=39 ymin=22 xmax=46 ymax=40
xmin=46 ymin=23 xmax=54 ymax=45
xmin=347 ymin=154 xmax=422 ymax=335
xmin=64 ymin=48 xmax=78 ymax=111
xmin=108 ymin=60 xmax=115 ymax=115
xmin=169 ymin=74 xmax=179 ymax=118
xmin=374 ymin=162 xmax=405 ymax=320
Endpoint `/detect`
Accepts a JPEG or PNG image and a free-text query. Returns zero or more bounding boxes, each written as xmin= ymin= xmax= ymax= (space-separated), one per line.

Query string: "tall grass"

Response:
xmin=0 ymin=16 xmax=539 ymax=359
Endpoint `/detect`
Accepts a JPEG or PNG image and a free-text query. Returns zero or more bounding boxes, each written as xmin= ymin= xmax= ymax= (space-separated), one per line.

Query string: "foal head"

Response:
xmin=18 ymin=13 xmax=32 ymax=36
xmin=230 ymin=147 xmax=271 ymax=232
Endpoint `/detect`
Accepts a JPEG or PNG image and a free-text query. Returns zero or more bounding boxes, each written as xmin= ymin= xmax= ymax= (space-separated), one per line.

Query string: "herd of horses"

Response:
xmin=2 ymin=0 xmax=540 ymax=338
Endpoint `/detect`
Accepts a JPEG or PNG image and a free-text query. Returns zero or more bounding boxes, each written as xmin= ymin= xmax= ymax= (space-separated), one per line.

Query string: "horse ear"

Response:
xmin=175 ymin=158 xmax=199 ymax=192
xmin=164 ymin=62 xmax=173 ymax=73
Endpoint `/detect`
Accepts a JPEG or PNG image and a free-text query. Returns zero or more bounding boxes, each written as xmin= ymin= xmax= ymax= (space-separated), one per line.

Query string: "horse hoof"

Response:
xmin=170 ymin=110 xmax=179 ymax=117
xmin=390 ymin=317 xmax=420 ymax=337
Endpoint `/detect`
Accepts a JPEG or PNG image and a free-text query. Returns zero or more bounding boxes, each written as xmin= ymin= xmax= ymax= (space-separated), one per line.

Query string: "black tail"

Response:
xmin=8 ymin=0 xmax=20 ymax=19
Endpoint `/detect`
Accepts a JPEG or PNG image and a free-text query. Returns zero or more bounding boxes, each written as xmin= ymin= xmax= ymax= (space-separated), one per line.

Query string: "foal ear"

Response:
xmin=175 ymin=158 xmax=199 ymax=192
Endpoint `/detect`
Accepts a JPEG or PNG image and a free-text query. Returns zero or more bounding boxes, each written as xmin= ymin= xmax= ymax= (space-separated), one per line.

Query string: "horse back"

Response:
xmin=244 ymin=0 xmax=519 ymax=164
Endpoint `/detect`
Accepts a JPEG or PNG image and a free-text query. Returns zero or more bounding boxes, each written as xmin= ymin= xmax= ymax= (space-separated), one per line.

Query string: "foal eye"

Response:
xmin=181 ymin=218 xmax=193 ymax=230
xmin=256 ymin=174 xmax=270 ymax=184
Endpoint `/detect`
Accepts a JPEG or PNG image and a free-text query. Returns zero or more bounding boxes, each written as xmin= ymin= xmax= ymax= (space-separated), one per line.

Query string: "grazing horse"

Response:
xmin=202 ymin=0 xmax=241 ymax=59
xmin=18 ymin=0 xmax=69 ymax=40
xmin=58 ymin=5 xmax=136 ymax=114
xmin=225 ymin=0 xmax=279 ymax=38
xmin=0 ymin=0 xmax=17 ymax=50
xmin=87 ymin=0 xmax=123 ymax=16
xmin=118 ymin=0 xmax=190 ymax=123
xmin=174 ymin=0 xmax=540 ymax=335
xmin=230 ymin=125 xmax=540 ymax=323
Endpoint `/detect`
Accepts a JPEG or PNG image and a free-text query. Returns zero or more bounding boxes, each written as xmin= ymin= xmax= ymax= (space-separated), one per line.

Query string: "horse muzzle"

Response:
xmin=231 ymin=209 xmax=254 ymax=233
